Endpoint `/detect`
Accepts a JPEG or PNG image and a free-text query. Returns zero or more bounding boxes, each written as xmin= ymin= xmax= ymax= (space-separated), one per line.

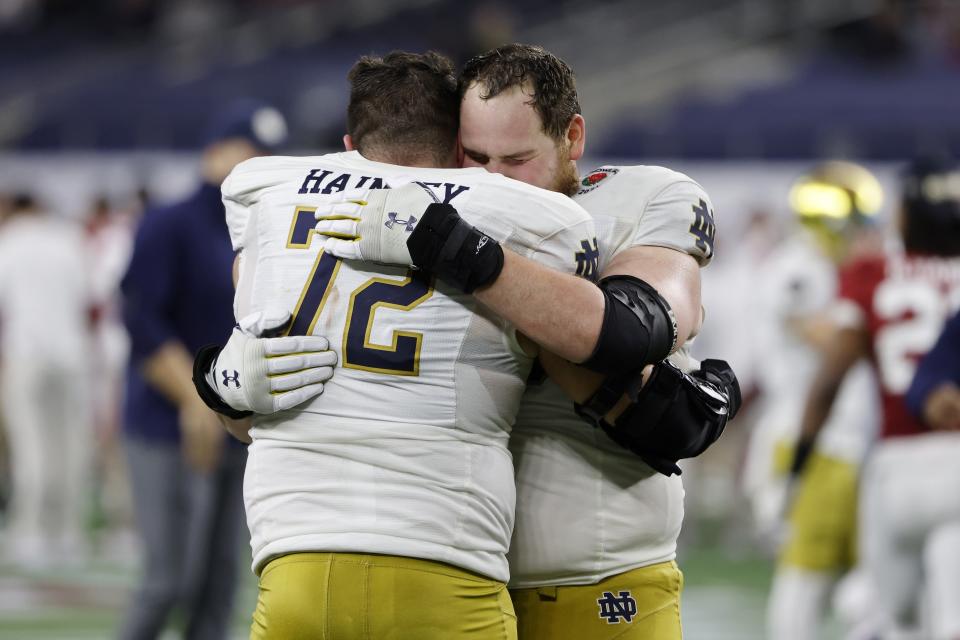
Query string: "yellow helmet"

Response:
xmin=789 ymin=160 xmax=883 ymax=258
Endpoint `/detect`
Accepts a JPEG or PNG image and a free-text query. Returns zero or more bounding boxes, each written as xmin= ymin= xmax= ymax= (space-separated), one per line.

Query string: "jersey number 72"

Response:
xmin=284 ymin=206 xmax=433 ymax=377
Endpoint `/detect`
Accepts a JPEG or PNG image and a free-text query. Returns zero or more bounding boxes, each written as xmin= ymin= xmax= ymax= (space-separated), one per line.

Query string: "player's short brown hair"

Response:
xmin=347 ymin=51 xmax=459 ymax=165
xmin=459 ymin=43 xmax=581 ymax=142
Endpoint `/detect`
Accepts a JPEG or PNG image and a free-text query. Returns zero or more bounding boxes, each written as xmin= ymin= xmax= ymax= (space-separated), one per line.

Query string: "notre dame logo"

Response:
xmin=689 ymin=198 xmax=716 ymax=258
xmin=597 ymin=590 xmax=638 ymax=624
xmin=575 ymin=238 xmax=600 ymax=281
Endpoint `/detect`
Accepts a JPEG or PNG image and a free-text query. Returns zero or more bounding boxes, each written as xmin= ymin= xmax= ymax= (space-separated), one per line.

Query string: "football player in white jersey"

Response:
xmin=740 ymin=162 xmax=881 ymax=640
xmin=194 ymin=51 xmax=598 ymax=639
xmin=306 ymin=45 xmax=739 ymax=639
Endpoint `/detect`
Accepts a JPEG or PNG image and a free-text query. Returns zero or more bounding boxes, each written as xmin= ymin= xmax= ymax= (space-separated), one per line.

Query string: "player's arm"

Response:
xmin=191 ymin=252 xmax=338 ymax=431
xmin=122 ymin=215 xmax=225 ymax=471
xmin=535 ymin=329 xmax=739 ymax=476
xmin=204 ymin=254 xmax=254 ymax=443
xmin=314 ymin=184 xmax=696 ymax=373
xmin=473 ymin=243 xmax=700 ymax=364
xmin=472 ymin=250 xmax=604 ymax=361
xmin=906 ymin=311 xmax=960 ymax=431
xmin=793 ymin=323 xmax=870 ymax=472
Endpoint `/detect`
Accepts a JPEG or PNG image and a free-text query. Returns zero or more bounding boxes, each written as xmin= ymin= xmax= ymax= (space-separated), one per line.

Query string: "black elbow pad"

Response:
xmin=582 ymin=275 xmax=678 ymax=375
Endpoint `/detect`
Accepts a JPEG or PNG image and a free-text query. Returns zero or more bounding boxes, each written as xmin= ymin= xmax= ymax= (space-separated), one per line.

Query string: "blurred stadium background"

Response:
xmin=0 ymin=0 xmax=958 ymax=638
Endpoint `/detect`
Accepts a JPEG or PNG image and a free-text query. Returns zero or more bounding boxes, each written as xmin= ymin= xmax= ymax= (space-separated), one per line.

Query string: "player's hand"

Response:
xmin=313 ymin=183 xmax=439 ymax=265
xmin=315 ymin=184 xmax=504 ymax=294
xmin=179 ymin=399 xmax=225 ymax=473
xmin=207 ymin=308 xmax=337 ymax=414
xmin=924 ymin=383 xmax=960 ymax=431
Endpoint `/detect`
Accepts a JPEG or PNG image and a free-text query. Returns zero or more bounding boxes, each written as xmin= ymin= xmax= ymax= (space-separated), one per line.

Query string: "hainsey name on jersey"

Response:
xmin=838 ymin=252 xmax=960 ymax=438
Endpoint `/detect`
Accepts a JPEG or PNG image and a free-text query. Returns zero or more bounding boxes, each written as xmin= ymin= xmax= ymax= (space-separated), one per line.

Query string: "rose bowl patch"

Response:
xmin=577 ymin=167 xmax=619 ymax=195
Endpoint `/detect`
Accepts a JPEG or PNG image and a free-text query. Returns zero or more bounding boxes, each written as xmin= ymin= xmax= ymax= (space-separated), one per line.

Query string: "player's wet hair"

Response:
xmin=901 ymin=157 xmax=960 ymax=256
xmin=347 ymin=51 xmax=459 ymax=165
xmin=459 ymin=43 xmax=581 ymax=143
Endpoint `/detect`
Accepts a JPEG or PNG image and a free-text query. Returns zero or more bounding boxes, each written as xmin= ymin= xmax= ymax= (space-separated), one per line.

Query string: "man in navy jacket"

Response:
xmin=117 ymin=101 xmax=286 ymax=640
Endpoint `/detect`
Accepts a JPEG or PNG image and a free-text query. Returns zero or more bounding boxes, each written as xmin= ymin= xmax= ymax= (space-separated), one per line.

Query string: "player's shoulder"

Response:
xmin=223 ymin=153 xmax=343 ymax=196
xmin=575 ymin=164 xmax=705 ymax=200
xmin=581 ymin=164 xmax=716 ymax=264
xmin=474 ymin=171 xmax=591 ymax=223
xmin=574 ymin=164 xmax=713 ymax=231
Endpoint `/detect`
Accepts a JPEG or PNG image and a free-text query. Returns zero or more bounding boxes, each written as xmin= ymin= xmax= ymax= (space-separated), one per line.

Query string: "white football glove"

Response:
xmin=205 ymin=308 xmax=337 ymax=414
xmin=313 ymin=183 xmax=439 ymax=265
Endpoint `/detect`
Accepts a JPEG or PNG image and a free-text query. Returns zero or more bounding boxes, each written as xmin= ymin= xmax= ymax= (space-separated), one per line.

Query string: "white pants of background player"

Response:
xmin=0 ymin=358 xmax=92 ymax=566
xmin=860 ymin=432 xmax=960 ymax=640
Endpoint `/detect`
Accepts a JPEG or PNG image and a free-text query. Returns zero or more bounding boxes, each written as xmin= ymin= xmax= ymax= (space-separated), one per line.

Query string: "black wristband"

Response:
xmin=790 ymin=436 xmax=816 ymax=476
xmin=406 ymin=203 xmax=504 ymax=294
xmin=192 ymin=344 xmax=253 ymax=420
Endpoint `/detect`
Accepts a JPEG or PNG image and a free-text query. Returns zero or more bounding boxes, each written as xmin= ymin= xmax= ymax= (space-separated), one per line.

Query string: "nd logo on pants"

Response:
xmin=510 ymin=561 xmax=684 ymax=639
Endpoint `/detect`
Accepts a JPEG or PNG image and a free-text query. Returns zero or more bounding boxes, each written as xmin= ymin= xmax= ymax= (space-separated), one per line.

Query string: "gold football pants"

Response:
xmin=510 ymin=561 xmax=683 ymax=640
xmin=250 ymin=552 xmax=517 ymax=640
xmin=780 ymin=452 xmax=859 ymax=572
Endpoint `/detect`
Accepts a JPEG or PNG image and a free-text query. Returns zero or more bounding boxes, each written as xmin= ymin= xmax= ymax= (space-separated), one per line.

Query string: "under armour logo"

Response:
xmin=575 ymin=238 xmax=600 ymax=281
xmin=221 ymin=370 xmax=241 ymax=389
xmin=597 ymin=590 xmax=638 ymax=624
xmin=385 ymin=212 xmax=417 ymax=232
xmin=476 ymin=235 xmax=489 ymax=254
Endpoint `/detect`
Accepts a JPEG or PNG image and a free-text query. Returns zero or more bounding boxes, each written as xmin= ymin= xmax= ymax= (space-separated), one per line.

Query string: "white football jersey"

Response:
xmin=742 ymin=232 xmax=876 ymax=508
xmin=508 ymin=165 xmax=715 ymax=587
xmin=223 ymin=151 xmax=595 ymax=582
xmin=0 ymin=215 xmax=92 ymax=365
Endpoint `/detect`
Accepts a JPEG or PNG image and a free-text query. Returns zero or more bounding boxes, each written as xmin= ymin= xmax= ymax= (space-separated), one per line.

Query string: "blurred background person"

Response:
xmin=0 ymin=193 xmax=95 ymax=569
xmin=740 ymin=162 xmax=882 ymax=640
xmin=796 ymin=157 xmax=960 ymax=640
xmin=116 ymin=101 xmax=286 ymax=640
xmin=84 ymin=195 xmax=137 ymax=559
xmin=907 ymin=308 xmax=960 ymax=432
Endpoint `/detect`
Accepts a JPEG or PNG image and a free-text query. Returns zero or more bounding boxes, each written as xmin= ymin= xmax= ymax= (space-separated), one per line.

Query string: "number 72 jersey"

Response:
xmin=220 ymin=151 xmax=595 ymax=581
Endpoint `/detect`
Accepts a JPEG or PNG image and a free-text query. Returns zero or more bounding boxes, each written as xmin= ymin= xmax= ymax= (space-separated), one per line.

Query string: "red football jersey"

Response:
xmin=838 ymin=251 xmax=960 ymax=438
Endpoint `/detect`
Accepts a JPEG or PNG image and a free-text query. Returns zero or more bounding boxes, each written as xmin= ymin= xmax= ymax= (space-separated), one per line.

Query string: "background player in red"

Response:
xmin=796 ymin=156 xmax=960 ymax=639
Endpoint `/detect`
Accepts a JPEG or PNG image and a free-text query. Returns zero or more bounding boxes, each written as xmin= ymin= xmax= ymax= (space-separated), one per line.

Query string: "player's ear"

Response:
xmin=343 ymin=134 xmax=355 ymax=151
xmin=566 ymin=114 xmax=586 ymax=161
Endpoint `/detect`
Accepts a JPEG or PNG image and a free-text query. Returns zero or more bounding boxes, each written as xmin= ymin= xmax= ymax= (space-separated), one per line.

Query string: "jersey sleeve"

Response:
xmin=221 ymin=156 xmax=293 ymax=251
xmin=631 ymin=179 xmax=716 ymax=266
xmin=508 ymin=192 xmax=597 ymax=277
xmin=529 ymin=217 xmax=600 ymax=280
xmin=463 ymin=179 xmax=597 ymax=277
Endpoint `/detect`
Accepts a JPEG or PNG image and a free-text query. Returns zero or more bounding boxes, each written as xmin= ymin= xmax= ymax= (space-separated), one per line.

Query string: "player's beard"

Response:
xmin=550 ymin=145 xmax=580 ymax=197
